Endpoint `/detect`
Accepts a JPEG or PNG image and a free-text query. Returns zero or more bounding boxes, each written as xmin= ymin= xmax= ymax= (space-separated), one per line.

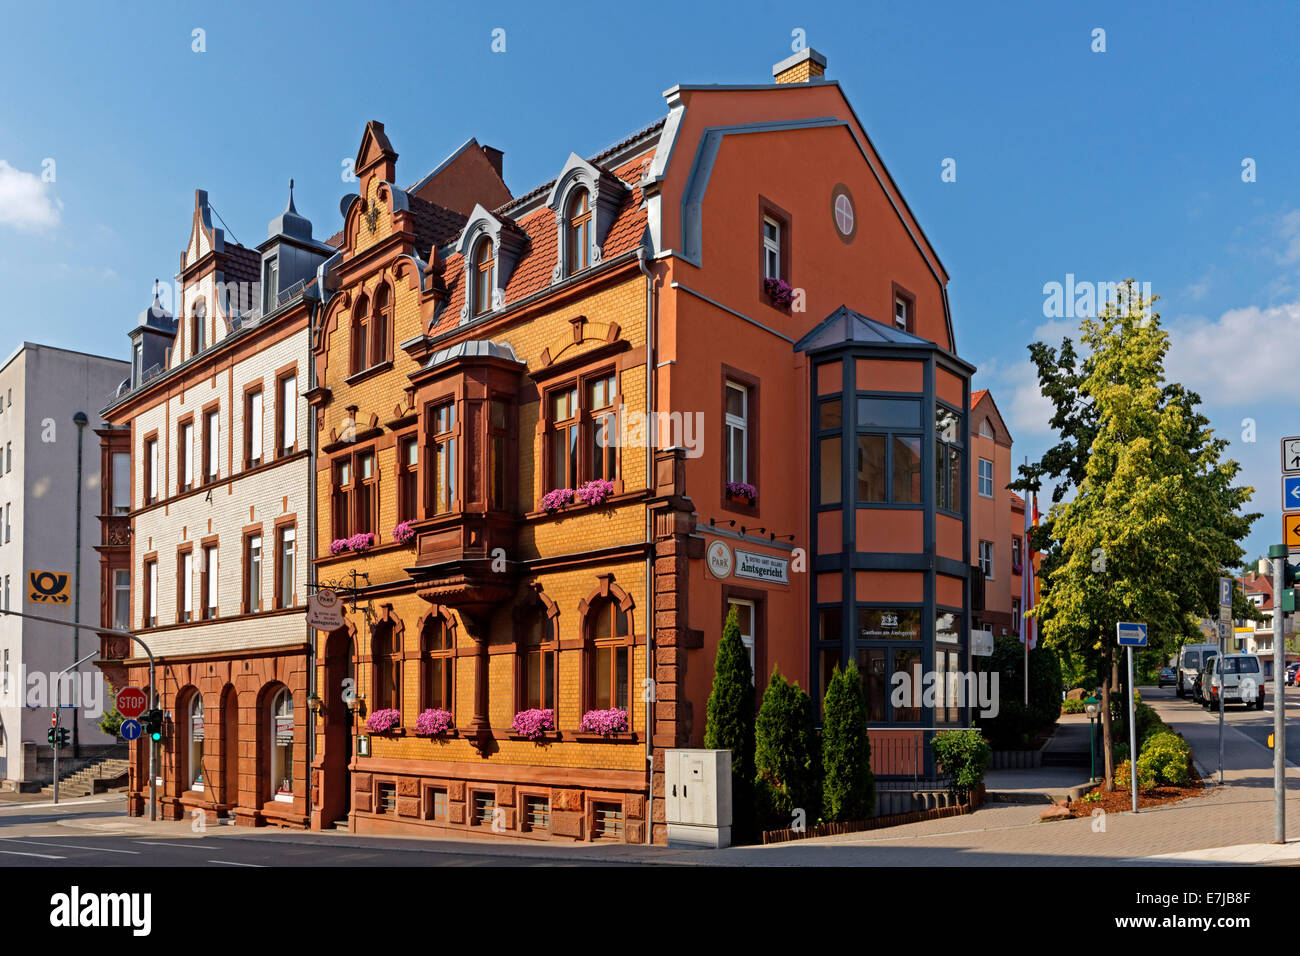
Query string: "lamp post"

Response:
xmin=1084 ymin=696 xmax=1100 ymax=782
xmin=71 ymin=410 xmax=88 ymax=759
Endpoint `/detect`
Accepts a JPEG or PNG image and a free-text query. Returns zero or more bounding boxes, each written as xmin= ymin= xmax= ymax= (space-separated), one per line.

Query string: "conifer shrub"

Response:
xmin=821 ymin=661 xmax=874 ymax=822
xmin=703 ymin=606 xmax=755 ymax=840
xmin=754 ymin=667 xmax=822 ymax=831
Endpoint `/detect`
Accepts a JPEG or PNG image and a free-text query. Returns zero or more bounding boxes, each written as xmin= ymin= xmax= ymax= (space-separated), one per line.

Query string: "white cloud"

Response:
xmin=0 ymin=160 xmax=61 ymax=231
xmin=1165 ymin=301 xmax=1300 ymax=405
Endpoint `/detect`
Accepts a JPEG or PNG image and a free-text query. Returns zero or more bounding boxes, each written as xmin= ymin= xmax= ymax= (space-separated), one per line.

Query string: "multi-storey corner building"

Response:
xmin=308 ymin=48 xmax=977 ymax=843
xmin=96 ymin=188 xmax=334 ymax=825
xmin=0 ymin=344 xmax=129 ymax=789
xmin=968 ymin=389 xmax=1023 ymax=638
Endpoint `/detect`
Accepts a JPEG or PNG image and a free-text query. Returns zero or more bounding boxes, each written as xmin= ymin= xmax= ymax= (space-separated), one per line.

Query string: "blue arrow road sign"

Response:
xmin=1285 ymin=476 xmax=1300 ymax=510
xmin=120 ymin=718 xmax=142 ymax=742
xmin=1117 ymin=622 xmax=1148 ymax=646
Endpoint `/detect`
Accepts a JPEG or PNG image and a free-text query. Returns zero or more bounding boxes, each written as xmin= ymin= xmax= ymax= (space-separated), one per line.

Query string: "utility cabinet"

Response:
xmin=664 ymin=749 xmax=731 ymax=848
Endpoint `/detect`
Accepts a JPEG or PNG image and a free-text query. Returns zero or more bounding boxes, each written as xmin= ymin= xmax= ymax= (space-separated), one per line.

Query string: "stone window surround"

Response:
xmin=545 ymin=152 xmax=629 ymax=284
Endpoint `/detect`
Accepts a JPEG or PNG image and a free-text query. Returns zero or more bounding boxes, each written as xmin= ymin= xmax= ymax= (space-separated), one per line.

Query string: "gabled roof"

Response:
xmin=407 ymin=195 xmax=468 ymax=256
xmin=971 ymin=388 xmax=1014 ymax=447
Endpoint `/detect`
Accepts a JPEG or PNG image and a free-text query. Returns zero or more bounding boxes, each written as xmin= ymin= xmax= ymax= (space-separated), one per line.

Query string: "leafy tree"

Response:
xmin=98 ymin=683 xmax=124 ymax=738
xmin=976 ymin=636 xmax=1063 ymax=748
xmin=754 ymin=667 xmax=821 ymax=831
xmin=703 ymin=605 xmax=755 ymax=840
xmin=821 ymin=661 xmax=874 ymax=821
xmin=1011 ymin=283 xmax=1258 ymax=789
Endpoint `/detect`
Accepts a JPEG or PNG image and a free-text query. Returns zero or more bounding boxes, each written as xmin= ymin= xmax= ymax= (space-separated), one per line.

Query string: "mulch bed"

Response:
xmin=1064 ymin=774 xmax=1206 ymax=817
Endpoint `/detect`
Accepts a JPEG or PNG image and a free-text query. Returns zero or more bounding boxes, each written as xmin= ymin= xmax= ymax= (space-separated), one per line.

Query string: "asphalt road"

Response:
xmin=1151 ymin=680 xmax=1300 ymax=769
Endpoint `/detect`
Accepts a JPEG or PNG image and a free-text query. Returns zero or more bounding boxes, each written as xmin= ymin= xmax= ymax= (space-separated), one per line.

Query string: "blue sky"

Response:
xmin=1 ymin=0 xmax=1297 ymax=561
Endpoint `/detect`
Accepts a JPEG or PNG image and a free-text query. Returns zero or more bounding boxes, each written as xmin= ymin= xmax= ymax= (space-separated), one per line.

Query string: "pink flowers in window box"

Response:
xmin=365 ymin=708 xmax=402 ymax=733
xmin=330 ymin=532 xmax=376 ymax=555
xmin=393 ymin=520 xmax=416 ymax=545
xmin=726 ymin=481 xmax=757 ymax=503
xmin=510 ymin=708 xmax=555 ymax=741
xmin=763 ymin=277 xmax=794 ymax=308
xmin=579 ymin=708 xmax=628 ymax=736
xmin=540 ymin=488 xmax=574 ymax=513
xmin=415 ymin=708 xmax=453 ymax=736
xmin=576 ymin=478 xmax=615 ymax=506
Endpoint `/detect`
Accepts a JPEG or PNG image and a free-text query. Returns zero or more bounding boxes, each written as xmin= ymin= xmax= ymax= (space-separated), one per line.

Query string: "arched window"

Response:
xmin=587 ymin=598 xmax=630 ymax=713
xmin=371 ymin=621 xmax=401 ymax=713
xmin=473 ymin=239 xmax=495 ymax=317
xmin=371 ymin=284 xmax=391 ymax=366
xmin=270 ymin=688 xmax=294 ymax=799
xmin=519 ymin=606 xmax=556 ymax=711
xmin=350 ymin=294 xmax=370 ymax=374
xmin=420 ymin=616 xmax=453 ymax=711
xmin=190 ymin=299 xmax=206 ymax=356
xmin=567 ymin=188 xmax=591 ymax=272
xmin=188 ymin=694 xmax=204 ymax=790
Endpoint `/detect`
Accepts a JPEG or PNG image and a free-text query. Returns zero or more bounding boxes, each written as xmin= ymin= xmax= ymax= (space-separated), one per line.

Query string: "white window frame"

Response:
xmin=189 ymin=695 xmax=204 ymax=790
xmin=146 ymin=560 xmax=158 ymax=626
xmin=247 ymin=534 xmax=263 ymax=613
xmin=147 ymin=439 xmax=159 ymax=502
xmin=180 ymin=551 xmax=194 ymax=621
xmin=111 ymin=453 xmax=130 ymax=514
xmin=113 ymin=569 xmax=130 ymax=629
xmin=180 ymin=422 xmax=194 ymax=490
xmin=205 ymin=409 xmax=219 ymax=481
xmin=248 ymin=390 xmax=264 ymax=465
xmin=280 ymin=374 xmax=297 ymax=455
xmin=978 ymin=457 xmax=994 ymax=498
xmin=727 ymin=597 xmax=757 ymax=684
xmin=278 ymin=527 xmax=295 ymax=609
xmin=203 ymin=545 xmax=218 ymax=619
xmin=979 ymin=540 xmax=994 ymax=579
xmin=894 ymin=296 xmax=910 ymax=330
xmin=762 ymin=216 xmax=781 ymax=280
xmin=725 ymin=382 xmax=748 ymax=484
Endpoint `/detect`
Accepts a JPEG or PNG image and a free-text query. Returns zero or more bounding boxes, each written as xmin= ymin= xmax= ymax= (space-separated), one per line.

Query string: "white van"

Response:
xmin=1203 ymin=653 xmax=1265 ymax=711
xmin=1176 ymin=643 xmax=1218 ymax=699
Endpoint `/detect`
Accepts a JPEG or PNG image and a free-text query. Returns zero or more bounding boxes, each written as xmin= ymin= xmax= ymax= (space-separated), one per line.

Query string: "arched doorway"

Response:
xmin=318 ymin=626 xmax=355 ymax=827
xmin=221 ymin=684 xmax=239 ymax=813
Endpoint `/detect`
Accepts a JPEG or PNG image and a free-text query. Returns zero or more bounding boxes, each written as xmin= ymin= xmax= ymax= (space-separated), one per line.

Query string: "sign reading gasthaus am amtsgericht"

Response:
xmin=734 ymin=550 xmax=789 ymax=584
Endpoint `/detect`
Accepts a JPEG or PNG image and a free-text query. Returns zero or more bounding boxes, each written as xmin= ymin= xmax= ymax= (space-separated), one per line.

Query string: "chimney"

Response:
xmin=773 ymin=47 xmax=827 ymax=84
xmin=480 ymin=145 xmax=504 ymax=180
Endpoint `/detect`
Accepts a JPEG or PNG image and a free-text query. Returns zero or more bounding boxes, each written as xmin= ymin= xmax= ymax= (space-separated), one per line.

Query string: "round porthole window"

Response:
xmin=831 ymin=183 xmax=856 ymax=243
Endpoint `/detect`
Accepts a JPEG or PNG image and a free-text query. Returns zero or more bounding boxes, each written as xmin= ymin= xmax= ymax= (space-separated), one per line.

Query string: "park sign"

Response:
xmin=1116 ymin=621 xmax=1148 ymax=647
xmin=306 ymin=589 xmax=346 ymax=632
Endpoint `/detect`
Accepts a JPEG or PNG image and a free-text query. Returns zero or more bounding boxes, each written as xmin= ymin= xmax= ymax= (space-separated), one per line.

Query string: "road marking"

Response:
xmin=0 ymin=797 xmax=109 ymax=812
xmin=134 ymin=841 xmax=206 ymax=849
xmin=0 ymin=849 xmax=65 ymax=859
xmin=0 ymin=839 xmax=138 ymax=854
xmin=207 ymin=859 xmax=263 ymax=867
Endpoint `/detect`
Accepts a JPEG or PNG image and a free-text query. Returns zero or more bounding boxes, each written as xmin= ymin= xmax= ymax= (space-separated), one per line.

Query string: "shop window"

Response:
xmin=856 ymin=607 xmax=921 ymax=641
xmin=188 ymin=695 xmax=204 ymax=790
xmin=271 ymin=689 xmax=294 ymax=800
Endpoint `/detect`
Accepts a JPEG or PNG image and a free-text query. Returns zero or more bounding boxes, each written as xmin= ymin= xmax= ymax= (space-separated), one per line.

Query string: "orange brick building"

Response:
xmin=308 ymin=48 xmax=978 ymax=843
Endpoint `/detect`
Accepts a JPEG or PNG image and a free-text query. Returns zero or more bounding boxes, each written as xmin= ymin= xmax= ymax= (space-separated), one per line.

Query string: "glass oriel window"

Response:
xmin=819 ymin=436 xmax=841 ymax=505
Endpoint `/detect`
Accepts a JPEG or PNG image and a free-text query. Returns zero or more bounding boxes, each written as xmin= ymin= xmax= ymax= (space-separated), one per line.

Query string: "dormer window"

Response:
xmin=190 ymin=298 xmax=206 ymax=356
xmin=568 ymin=188 xmax=592 ymax=272
xmin=263 ymin=256 xmax=279 ymax=314
xmin=473 ymin=239 xmax=495 ymax=317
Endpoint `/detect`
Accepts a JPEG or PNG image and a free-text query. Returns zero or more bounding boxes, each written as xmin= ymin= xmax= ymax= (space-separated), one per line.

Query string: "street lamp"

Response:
xmin=1084 ymin=696 xmax=1100 ymax=782
xmin=71 ymin=410 xmax=88 ymax=760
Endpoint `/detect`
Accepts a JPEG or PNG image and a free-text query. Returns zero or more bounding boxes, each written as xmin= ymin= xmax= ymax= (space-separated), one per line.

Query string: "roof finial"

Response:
xmin=285 ymin=178 xmax=298 ymax=215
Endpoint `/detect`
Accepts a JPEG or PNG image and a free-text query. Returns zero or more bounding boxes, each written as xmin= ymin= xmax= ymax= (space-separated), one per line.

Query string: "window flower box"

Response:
xmin=510 ymin=708 xmax=555 ymax=741
xmin=1012 ymin=563 xmax=1023 ymax=576
xmin=578 ymin=708 xmax=628 ymax=736
xmin=364 ymin=708 xmax=402 ymax=734
xmin=330 ymin=532 xmax=377 ymax=555
xmin=762 ymin=277 xmax=794 ymax=309
xmin=540 ymin=488 xmax=575 ymax=513
xmin=575 ymin=478 xmax=616 ymax=506
xmin=415 ymin=708 xmax=454 ymax=736
xmin=725 ymin=481 xmax=757 ymax=504
xmin=392 ymin=520 xmax=416 ymax=546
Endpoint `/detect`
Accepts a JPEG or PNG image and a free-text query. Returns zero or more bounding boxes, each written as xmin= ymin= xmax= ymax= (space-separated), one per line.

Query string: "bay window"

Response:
xmin=935 ymin=403 xmax=964 ymax=514
xmin=431 ymin=403 xmax=457 ymax=515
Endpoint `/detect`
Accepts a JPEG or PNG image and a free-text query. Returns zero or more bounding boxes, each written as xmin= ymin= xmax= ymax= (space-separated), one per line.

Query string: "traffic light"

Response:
xmin=46 ymin=727 xmax=56 ymax=746
xmin=1285 ymin=560 xmax=1300 ymax=614
xmin=56 ymin=727 xmax=69 ymax=748
xmin=141 ymin=709 xmax=164 ymax=742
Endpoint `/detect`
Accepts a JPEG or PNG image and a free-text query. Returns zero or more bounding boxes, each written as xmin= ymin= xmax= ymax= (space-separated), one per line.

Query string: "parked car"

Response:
xmin=1286 ymin=662 xmax=1300 ymax=686
xmin=1178 ymin=643 xmax=1218 ymax=701
xmin=1203 ymin=653 xmax=1266 ymax=711
xmin=1158 ymin=666 xmax=1177 ymax=688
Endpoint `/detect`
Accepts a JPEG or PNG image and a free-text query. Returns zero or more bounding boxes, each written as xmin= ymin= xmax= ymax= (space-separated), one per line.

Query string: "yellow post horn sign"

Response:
xmin=28 ymin=569 xmax=71 ymax=604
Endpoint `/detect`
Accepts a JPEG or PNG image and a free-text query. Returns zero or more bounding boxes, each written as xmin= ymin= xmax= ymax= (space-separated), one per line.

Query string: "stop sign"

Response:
xmin=116 ymin=686 xmax=147 ymax=720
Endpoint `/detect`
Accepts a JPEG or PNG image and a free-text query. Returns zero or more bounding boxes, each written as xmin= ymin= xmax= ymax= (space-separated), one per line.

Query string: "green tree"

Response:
xmin=1012 ymin=283 xmax=1258 ymax=789
xmin=98 ymin=683 xmax=124 ymax=738
xmin=703 ymin=606 xmax=755 ymax=840
xmin=820 ymin=661 xmax=874 ymax=822
xmin=754 ymin=667 xmax=821 ymax=831
xmin=976 ymin=636 xmax=1063 ymax=748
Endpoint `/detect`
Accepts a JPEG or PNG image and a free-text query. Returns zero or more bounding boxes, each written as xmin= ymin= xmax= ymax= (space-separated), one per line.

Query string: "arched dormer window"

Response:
xmin=473 ymin=239 xmax=495 ymax=317
xmin=190 ymin=298 xmax=206 ymax=357
xmin=350 ymin=293 xmax=370 ymax=375
xmin=567 ymin=188 xmax=592 ymax=272
xmin=371 ymin=284 xmax=392 ymax=366
xmin=546 ymin=152 xmax=629 ymax=283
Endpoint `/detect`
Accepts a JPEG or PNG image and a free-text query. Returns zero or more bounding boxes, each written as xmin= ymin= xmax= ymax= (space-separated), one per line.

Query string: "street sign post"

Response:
xmin=1117 ymin=622 xmax=1147 ymax=814
xmin=1271 ymin=542 xmax=1288 ymax=844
